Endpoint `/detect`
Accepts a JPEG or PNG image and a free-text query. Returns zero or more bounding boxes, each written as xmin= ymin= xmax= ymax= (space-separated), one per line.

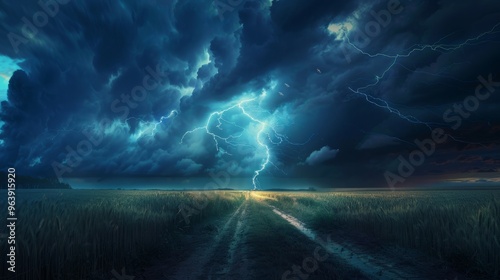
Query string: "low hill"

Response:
xmin=0 ymin=172 xmax=71 ymax=189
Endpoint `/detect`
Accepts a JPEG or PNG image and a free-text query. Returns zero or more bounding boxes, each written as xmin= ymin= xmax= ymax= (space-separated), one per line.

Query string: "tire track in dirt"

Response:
xmin=200 ymin=200 xmax=251 ymax=279
xmin=166 ymin=200 xmax=252 ymax=280
xmin=269 ymin=204 xmax=463 ymax=280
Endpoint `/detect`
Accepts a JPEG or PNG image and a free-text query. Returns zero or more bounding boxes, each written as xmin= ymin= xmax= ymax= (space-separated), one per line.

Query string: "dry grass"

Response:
xmin=258 ymin=190 xmax=500 ymax=278
xmin=0 ymin=190 xmax=245 ymax=280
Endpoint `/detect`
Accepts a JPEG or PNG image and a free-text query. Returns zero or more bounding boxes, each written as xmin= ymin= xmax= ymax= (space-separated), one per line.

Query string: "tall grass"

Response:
xmin=260 ymin=190 xmax=500 ymax=278
xmin=0 ymin=190 xmax=245 ymax=280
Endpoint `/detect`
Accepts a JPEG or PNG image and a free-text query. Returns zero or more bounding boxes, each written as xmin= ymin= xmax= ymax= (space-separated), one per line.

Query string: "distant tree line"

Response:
xmin=0 ymin=172 xmax=72 ymax=189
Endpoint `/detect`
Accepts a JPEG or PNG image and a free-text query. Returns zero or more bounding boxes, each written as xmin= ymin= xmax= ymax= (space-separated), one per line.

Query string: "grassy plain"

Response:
xmin=256 ymin=190 xmax=500 ymax=279
xmin=1 ymin=189 xmax=498 ymax=279
xmin=1 ymin=190 xmax=245 ymax=280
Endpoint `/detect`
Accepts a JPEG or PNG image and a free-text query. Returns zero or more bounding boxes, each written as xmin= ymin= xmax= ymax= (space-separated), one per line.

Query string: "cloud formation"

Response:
xmin=0 ymin=0 xmax=499 ymax=187
xmin=305 ymin=146 xmax=339 ymax=166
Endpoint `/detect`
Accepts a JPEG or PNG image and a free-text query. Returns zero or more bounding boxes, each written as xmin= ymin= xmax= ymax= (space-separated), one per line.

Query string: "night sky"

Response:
xmin=1 ymin=0 xmax=500 ymax=188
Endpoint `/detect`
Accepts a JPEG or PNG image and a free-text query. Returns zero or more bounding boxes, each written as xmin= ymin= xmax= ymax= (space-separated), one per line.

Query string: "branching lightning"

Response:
xmin=340 ymin=22 xmax=500 ymax=147
xmin=127 ymin=109 xmax=179 ymax=138
xmin=151 ymin=110 xmax=179 ymax=136
xmin=180 ymin=92 xmax=297 ymax=190
xmin=238 ymin=97 xmax=271 ymax=189
xmin=343 ymin=22 xmax=500 ymax=128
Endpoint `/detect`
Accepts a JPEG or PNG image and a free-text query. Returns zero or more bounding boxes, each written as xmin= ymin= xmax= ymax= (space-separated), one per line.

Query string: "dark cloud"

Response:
xmin=357 ymin=133 xmax=401 ymax=150
xmin=176 ymin=158 xmax=203 ymax=176
xmin=305 ymin=146 xmax=339 ymax=166
xmin=0 ymin=0 xmax=499 ymax=187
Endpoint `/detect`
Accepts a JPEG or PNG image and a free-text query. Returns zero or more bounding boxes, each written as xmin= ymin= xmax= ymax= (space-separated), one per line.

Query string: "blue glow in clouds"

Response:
xmin=181 ymin=92 xmax=289 ymax=190
xmin=0 ymin=55 xmax=23 ymax=139
xmin=0 ymin=55 xmax=23 ymax=102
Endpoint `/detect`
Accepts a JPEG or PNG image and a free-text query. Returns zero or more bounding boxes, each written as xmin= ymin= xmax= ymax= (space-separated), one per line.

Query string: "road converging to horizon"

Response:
xmin=139 ymin=194 xmax=464 ymax=280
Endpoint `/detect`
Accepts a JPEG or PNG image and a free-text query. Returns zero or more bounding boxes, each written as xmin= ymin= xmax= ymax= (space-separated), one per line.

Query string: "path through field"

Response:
xmin=170 ymin=200 xmax=251 ymax=280
xmin=140 ymin=195 xmax=463 ymax=280
xmin=141 ymin=199 xmax=253 ymax=280
xmin=268 ymin=205 xmax=457 ymax=280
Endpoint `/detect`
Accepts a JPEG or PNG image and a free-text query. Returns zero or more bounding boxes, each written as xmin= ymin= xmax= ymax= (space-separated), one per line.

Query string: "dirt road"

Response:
xmin=170 ymin=201 xmax=252 ymax=280
xmin=139 ymin=196 xmax=464 ymax=280
xmin=140 ymin=199 xmax=253 ymax=280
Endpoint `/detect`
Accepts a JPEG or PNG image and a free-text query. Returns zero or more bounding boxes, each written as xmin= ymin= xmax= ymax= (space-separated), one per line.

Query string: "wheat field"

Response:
xmin=257 ymin=190 xmax=500 ymax=279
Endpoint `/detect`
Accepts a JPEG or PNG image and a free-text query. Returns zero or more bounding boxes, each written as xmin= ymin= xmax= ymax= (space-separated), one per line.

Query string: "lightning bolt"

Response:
xmin=180 ymin=92 xmax=299 ymax=190
xmin=183 ymin=97 xmax=255 ymax=149
xmin=151 ymin=110 xmax=178 ymax=136
xmin=344 ymin=22 xmax=500 ymax=128
xmin=126 ymin=109 xmax=179 ymax=138
xmin=238 ymin=97 xmax=271 ymax=189
xmin=338 ymin=22 xmax=500 ymax=148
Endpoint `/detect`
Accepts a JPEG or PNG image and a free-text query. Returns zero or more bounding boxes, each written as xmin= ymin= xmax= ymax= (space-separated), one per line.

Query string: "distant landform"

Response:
xmin=0 ymin=172 xmax=72 ymax=189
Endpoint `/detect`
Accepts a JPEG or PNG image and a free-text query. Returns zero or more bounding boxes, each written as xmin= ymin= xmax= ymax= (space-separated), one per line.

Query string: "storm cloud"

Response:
xmin=0 ymin=0 xmax=499 ymax=188
xmin=305 ymin=146 xmax=339 ymax=166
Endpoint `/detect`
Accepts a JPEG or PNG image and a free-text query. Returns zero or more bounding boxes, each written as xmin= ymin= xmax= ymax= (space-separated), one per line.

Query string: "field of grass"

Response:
xmin=245 ymin=198 xmax=370 ymax=280
xmin=256 ymin=190 xmax=500 ymax=279
xmin=2 ymin=189 xmax=499 ymax=279
xmin=0 ymin=190 xmax=245 ymax=280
